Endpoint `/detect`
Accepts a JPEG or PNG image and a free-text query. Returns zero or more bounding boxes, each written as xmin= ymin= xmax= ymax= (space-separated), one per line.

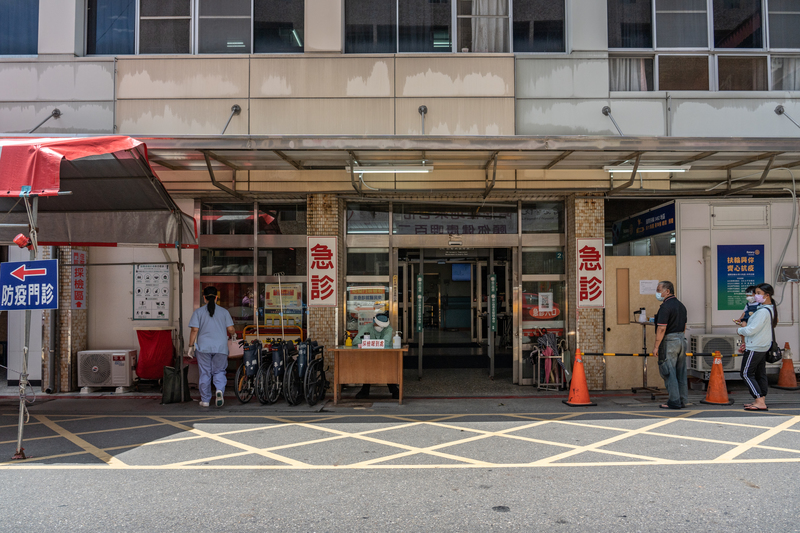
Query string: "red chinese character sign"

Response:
xmin=71 ymin=250 xmax=87 ymax=310
xmin=577 ymin=238 xmax=605 ymax=309
xmin=307 ymin=237 xmax=338 ymax=307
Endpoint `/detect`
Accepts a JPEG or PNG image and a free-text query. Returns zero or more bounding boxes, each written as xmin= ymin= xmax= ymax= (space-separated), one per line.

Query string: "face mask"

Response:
xmin=745 ymin=295 xmax=755 ymax=303
xmin=374 ymin=325 xmax=385 ymax=332
xmin=754 ymin=294 xmax=766 ymax=304
xmin=655 ymin=291 xmax=664 ymax=301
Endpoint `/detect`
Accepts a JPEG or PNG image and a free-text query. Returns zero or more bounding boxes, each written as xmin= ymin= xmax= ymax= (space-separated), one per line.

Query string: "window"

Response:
xmin=769 ymin=0 xmax=800 ymax=49
xmin=522 ymin=202 xmax=563 ymax=233
xmin=609 ymin=57 xmax=654 ymax=90
xmin=139 ymin=0 xmax=192 ymax=54
xmin=347 ymin=203 xmax=390 ymax=234
xmin=344 ymin=0 xmax=564 ymax=53
xmin=513 ymin=0 xmax=565 ymax=53
xmin=772 ymin=56 xmax=800 ymax=89
xmin=254 ymin=0 xmax=304 ymax=53
xmin=658 ymin=55 xmax=709 ymax=90
xmin=347 ymin=248 xmax=390 ymax=276
xmin=718 ymin=56 xmax=767 ymax=89
xmin=87 ymin=0 xmax=135 ymax=55
xmin=713 ymin=0 xmax=762 ymax=48
xmin=607 ymin=0 xmax=652 ymax=48
xmin=655 ymin=0 xmax=708 ymax=48
xmin=88 ymin=0 xmax=304 ymax=55
xmin=0 ymin=0 xmax=38 ymax=55
xmin=400 ymin=0 xmax=452 ymax=52
xmin=457 ymin=0 xmax=509 ymax=53
xmin=345 ymin=0 xmax=396 ymax=53
xmin=393 ymin=204 xmax=517 ymax=235
xmin=198 ymin=0 xmax=251 ymax=54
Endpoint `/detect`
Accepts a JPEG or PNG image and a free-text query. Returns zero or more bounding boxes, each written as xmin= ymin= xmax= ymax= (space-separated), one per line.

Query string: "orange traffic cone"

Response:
xmin=700 ymin=351 xmax=734 ymax=405
xmin=563 ymin=349 xmax=596 ymax=407
xmin=773 ymin=342 xmax=800 ymax=391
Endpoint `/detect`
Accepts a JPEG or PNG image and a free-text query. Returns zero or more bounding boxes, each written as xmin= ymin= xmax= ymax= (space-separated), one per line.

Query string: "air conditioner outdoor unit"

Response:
xmin=690 ymin=335 xmax=742 ymax=372
xmin=78 ymin=350 xmax=137 ymax=389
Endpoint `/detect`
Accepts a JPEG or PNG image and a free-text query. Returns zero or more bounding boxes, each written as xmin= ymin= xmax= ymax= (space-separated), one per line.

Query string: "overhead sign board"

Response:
xmin=611 ymin=202 xmax=675 ymax=245
xmin=0 ymin=260 xmax=58 ymax=310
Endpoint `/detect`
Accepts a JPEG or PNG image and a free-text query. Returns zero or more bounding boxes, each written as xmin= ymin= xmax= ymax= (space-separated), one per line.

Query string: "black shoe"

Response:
xmin=355 ymin=390 xmax=369 ymax=399
xmin=391 ymin=391 xmax=399 ymax=400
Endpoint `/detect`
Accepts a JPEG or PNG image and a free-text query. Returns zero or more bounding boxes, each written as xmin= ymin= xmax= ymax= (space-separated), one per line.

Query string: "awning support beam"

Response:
xmin=274 ymin=150 xmax=304 ymax=170
xmin=202 ymin=151 xmax=246 ymax=200
xmin=484 ymin=152 xmax=498 ymax=198
xmin=607 ymin=153 xmax=642 ymax=196
xmin=722 ymin=155 xmax=776 ymax=196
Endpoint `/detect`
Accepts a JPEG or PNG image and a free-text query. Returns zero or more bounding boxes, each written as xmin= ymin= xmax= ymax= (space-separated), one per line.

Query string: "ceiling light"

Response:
xmin=353 ymin=165 xmax=433 ymax=174
xmin=603 ymin=165 xmax=691 ymax=173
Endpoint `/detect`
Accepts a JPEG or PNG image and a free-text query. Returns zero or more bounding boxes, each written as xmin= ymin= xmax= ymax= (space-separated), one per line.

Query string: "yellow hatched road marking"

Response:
xmin=33 ymin=415 xmax=127 ymax=467
xmin=714 ymin=415 xmax=800 ymax=461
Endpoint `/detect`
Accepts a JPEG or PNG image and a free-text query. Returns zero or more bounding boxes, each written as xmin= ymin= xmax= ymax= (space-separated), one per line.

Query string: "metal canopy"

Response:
xmin=131 ymin=135 xmax=800 ymax=175
xmin=0 ymin=138 xmax=197 ymax=247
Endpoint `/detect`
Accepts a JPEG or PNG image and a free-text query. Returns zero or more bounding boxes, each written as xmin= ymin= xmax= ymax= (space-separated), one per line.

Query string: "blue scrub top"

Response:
xmin=189 ymin=304 xmax=234 ymax=354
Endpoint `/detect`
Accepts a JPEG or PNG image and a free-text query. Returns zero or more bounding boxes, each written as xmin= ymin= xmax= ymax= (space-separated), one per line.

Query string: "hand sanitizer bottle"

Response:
xmin=393 ymin=331 xmax=402 ymax=349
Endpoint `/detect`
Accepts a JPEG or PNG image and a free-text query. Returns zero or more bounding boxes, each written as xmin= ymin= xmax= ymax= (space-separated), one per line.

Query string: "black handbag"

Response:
xmin=765 ymin=308 xmax=783 ymax=364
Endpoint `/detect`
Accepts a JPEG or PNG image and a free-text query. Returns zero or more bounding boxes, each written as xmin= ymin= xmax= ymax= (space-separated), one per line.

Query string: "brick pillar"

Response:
xmin=567 ymin=195 xmax=605 ymax=390
xmin=307 ymin=194 xmax=344 ymax=380
xmin=56 ymin=246 xmax=88 ymax=391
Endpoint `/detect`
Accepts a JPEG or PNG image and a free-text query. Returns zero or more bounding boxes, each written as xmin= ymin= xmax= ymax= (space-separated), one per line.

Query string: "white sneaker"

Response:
xmin=215 ymin=390 xmax=224 ymax=407
xmin=199 ymin=401 xmax=209 ymax=407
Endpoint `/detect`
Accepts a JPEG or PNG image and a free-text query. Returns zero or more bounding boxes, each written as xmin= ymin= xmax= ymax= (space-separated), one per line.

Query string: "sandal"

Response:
xmin=743 ymin=405 xmax=768 ymax=411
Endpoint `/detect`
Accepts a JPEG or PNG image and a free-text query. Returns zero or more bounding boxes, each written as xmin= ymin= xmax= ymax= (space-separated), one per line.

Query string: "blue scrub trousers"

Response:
xmin=196 ymin=351 xmax=228 ymax=403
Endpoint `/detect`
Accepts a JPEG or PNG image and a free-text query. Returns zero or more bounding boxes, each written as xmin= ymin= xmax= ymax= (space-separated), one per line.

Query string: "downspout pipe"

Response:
xmin=721 ymin=155 xmax=775 ymax=196
xmin=703 ymin=245 xmax=712 ymax=334
xmin=607 ymin=153 xmax=642 ymax=196
xmin=203 ymin=151 xmax=246 ymax=200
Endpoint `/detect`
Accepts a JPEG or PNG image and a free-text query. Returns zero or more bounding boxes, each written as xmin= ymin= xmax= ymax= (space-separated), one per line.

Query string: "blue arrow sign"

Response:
xmin=0 ymin=260 xmax=58 ymax=310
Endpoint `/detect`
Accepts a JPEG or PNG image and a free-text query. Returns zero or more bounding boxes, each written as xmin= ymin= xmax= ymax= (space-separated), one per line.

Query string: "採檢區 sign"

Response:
xmin=307 ymin=236 xmax=337 ymax=307
xmin=576 ymin=238 xmax=605 ymax=309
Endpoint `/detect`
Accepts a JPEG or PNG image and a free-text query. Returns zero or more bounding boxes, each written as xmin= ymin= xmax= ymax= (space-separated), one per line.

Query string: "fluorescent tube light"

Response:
xmin=603 ymin=165 xmax=691 ymax=173
xmin=353 ymin=165 xmax=433 ymax=174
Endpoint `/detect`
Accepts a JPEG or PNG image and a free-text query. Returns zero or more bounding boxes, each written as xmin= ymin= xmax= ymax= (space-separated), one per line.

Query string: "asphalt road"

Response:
xmin=1 ymin=396 xmax=799 ymax=532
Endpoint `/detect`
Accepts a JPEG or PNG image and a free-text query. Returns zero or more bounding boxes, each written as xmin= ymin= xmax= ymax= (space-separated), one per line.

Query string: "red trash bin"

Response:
xmin=135 ymin=327 xmax=175 ymax=380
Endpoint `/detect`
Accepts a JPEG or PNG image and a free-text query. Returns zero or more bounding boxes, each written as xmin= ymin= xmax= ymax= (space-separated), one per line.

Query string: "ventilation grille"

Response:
xmin=79 ymin=353 xmax=112 ymax=385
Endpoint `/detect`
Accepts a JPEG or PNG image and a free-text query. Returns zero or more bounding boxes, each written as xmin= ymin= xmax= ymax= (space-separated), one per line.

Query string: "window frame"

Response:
xmin=608 ymin=0 xmax=800 ymax=91
xmin=342 ymin=0 xmax=568 ymax=55
xmin=85 ymin=0 xmax=306 ymax=55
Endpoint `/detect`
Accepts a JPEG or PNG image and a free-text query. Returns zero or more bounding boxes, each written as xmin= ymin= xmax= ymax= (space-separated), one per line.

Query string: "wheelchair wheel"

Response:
xmin=304 ymin=358 xmax=327 ymax=407
xmin=266 ymin=365 xmax=282 ymax=404
xmin=255 ymin=365 xmax=271 ymax=405
xmin=234 ymin=363 xmax=254 ymax=404
xmin=284 ymin=359 xmax=304 ymax=406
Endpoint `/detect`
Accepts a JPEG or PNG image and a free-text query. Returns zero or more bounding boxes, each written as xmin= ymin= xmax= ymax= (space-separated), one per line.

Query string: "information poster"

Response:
xmin=264 ymin=283 xmax=303 ymax=326
xmin=576 ymin=237 xmax=605 ymax=309
xmin=717 ymin=244 xmax=764 ymax=310
xmin=346 ymin=286 xmax=388 ymax=332
xmin=489 ymin=273 xmax=497 ymax=332
xmin=133 ymin=264 xmax=170 ymax=320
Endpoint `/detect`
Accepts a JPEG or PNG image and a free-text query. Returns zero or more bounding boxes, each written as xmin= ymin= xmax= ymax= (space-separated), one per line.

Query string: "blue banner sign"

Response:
xmin=0 ymin=260 xmax=59 ymax=311
xmin=611 ymin=203 xmax=675 ymax=245
xmin=717 ymin=245 xmax=764 ymax=311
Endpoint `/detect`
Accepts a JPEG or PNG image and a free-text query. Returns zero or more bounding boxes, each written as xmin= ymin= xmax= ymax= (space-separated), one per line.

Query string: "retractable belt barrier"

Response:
xmin=580 ymin=352 xmax=739 ymax=357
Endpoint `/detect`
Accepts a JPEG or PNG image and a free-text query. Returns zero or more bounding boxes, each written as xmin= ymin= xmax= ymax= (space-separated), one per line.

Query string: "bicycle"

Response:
xmin=233 ymin=339 xmax=261 ymax=403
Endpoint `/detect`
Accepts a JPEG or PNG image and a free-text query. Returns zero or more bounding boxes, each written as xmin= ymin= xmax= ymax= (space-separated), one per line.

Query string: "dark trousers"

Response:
xmin=358 ymin=384 xmax=399 ymax=395
xmin=740 ymin=350 xmax=768 ymax=399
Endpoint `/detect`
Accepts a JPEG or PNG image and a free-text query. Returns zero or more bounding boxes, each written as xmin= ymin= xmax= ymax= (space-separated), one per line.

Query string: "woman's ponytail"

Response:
xmin=203 ymin=286 xmax=218 ymax=317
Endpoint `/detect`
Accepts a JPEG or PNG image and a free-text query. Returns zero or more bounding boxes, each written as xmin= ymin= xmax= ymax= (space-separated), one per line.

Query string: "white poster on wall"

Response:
xmin=576 ymin=237 xmax=605 ymax=309
xmin=639 ymin=280 xmax=659 ymax=295
xmin=133 ymin=264 xmax=170 ymax=320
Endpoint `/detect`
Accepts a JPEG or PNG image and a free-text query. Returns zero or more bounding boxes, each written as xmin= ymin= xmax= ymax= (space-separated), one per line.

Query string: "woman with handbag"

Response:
xmin=735 ymin=283 xmax=777 ymax=411
xmin=186 ymin=286 xmax=237 ymax=408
